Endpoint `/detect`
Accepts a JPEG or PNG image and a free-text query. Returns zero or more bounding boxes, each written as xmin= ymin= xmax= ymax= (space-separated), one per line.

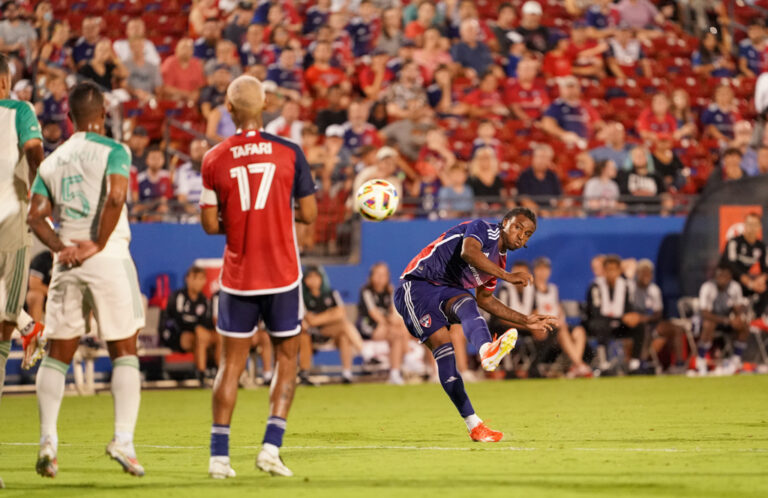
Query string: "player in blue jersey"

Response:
xmin=394 ymin=207 xmax=557 ymax=442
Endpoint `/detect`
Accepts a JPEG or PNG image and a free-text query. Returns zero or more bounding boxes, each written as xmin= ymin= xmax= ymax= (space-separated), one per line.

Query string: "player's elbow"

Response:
xmin=297 ymin=196 xmax=318 ymax=224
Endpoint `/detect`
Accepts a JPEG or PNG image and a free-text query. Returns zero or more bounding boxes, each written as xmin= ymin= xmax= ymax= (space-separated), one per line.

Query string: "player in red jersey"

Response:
xmin=199 ymin=75 xmax=317 ymax=480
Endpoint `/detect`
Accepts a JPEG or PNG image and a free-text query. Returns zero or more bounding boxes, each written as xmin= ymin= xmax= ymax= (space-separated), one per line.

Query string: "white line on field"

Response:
xmin=1 ymin=442 xmax=767 ymax=453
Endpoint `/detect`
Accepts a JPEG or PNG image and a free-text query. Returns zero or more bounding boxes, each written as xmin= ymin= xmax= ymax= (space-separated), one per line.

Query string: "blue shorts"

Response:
xmin=216 ymin=287 xmax=302 ymax=339
xmin=393 ymin=279 xmax=472 ymax=343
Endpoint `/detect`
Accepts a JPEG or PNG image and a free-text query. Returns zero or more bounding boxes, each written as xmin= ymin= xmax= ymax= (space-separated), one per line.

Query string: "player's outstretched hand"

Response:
xmin=505 ymin=271 xmax=533 ymax=287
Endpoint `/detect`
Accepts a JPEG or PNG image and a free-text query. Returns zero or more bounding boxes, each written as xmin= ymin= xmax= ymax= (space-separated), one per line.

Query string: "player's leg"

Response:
xmin=297 ymin=329 xmax=315 ymax=385
xmin=317 ymin=322 xmax=354 ymax=382
xmin=0 ymin=246 xmax=31 ymax=398
xmin=195 ymin=325 xmax=217 ymax=380
xmin=695 ymin=316 xmax=717 ymax=374
xmin=257 ymin=329 xmax=273 ymax=384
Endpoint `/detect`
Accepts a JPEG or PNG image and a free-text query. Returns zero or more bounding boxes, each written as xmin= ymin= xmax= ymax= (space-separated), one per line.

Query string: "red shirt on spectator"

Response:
xmin=404 ymin=21 xmax=429 ymax=40
xmin=504 ymin=80 xmax=551 ymax=120
xmin=567 ymin=40 xmax=600 ymax=68
xmin=161 ymin=56 xmax=206 ymax=94
xmin=358 ymin=65 xmax=396 ymax=93
xmin=462 ymin=88 xmax=505 ymax=113
xmin=305 ymin=65 xmax=347 ymax=93
xmin=636 ymin=108 xmax=678 ymax=136
xmin=543 ymin=50 xmax=573 ymax=77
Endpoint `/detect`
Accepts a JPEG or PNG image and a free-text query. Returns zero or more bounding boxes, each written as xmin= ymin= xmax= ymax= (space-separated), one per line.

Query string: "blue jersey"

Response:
xmin=739 ymin=39 xmax=763 ymax=74
xmin=304 ymin=6 xmax=329 ymax=35
xmin=402 ymin=219 xmax=507 ymax=291
xmin=72 ymin=37 xmax=95 ymax=65
xmin=193 ymin=38 xmax=216 ymax=60
xmin=265 ymin=64 xmax=303 ymax=93
xmin=347 ymin=17 xmax=374 ymax=58
xmin=701 ymin=104 xmax=739 ymax=139
xmin=544 ymin=98 xmax=593 ymax=138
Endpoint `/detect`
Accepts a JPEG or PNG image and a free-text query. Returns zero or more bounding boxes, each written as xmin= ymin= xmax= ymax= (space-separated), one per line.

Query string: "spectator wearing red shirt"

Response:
xmin=505 ymin=58 xmax=550 ymax=125
xmin=568 ymin=21 xmax=608 ymax=78
xmin=413 ymin=28 xmax=452 ymax=84
xmin=305 ymin=41 xmax=349 ymax=99
xmin=359 ymin=48 xmax=396 ymax=100
xmin=542 ymin=37 xmax=573 ymax=78
xmin=404 ymin=1 xmax=438 ymax=45
xmin=162 ymin=38 xmax=206 ymax=103
xmin=637 ymin=93 xmax=679 ymax=145
xmin=463 ymin=71 xmax=509 ymax=119
xmin=328 ymin=12 xmax=355 ymax=69
xmin=416 ymin=127 xmax=457 ymax=187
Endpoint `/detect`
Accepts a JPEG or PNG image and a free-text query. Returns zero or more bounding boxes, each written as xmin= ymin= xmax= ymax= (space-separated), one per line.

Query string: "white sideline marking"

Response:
xmin=1 ymin=442 xmax=766 ymax=453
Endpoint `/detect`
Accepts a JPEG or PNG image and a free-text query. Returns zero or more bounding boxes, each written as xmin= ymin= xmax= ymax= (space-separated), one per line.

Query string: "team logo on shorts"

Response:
xmin=419 ymin=314 xmax=432 ymax=328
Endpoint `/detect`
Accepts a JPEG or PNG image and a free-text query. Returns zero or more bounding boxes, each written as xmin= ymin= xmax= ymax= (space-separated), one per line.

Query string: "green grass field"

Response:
xmin=1 ymin=376 xmax=767 ymax=498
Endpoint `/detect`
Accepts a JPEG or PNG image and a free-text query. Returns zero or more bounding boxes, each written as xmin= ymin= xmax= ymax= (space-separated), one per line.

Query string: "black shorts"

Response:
xmin=160 ymin=327 xmax=195 ymax=353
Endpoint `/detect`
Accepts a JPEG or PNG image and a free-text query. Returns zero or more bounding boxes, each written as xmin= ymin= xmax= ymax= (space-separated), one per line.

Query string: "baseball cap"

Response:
xmin=13 ymin=79 xmax=31 ymax=93
xmin=325 ymin=124 xmax=345 ymax=138
xmin=376 ymin=146 xmax=397 ymax=160
xmin=522 ymin=1 xmax=542 ymax=16
xmin=506 ymin=31 xmax=524 ymax=44
xmin=262 ymin=80 xmax=278 ymax=93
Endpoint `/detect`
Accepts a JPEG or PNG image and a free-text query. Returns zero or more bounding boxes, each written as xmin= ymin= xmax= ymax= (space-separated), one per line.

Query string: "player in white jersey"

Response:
xmin=26 ymin=82 xmax=146 ymax=478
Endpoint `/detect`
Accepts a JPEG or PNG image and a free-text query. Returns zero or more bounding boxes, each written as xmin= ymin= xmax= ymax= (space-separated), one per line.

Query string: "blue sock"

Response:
xmin=733 ymin=341 xmax=747 ymax=358
xmin=432 ymin=344 xmax=474 ymax=418
xmin=262 ymin=416 xmax=286 ymax=447
xmin=210 ymin=424 xmax=230 ymax=457
xmin=698 ymin=342 xmax=711 ymax=358
xmin=449 ymin=296 xmax=492 ymax=350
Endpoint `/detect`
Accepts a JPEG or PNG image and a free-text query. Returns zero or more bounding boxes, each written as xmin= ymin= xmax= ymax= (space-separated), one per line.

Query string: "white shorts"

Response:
xmin=0 ymin=246 xmax=30 ymax=323
xmin=45 ymin=252 xmax=145 ymax=342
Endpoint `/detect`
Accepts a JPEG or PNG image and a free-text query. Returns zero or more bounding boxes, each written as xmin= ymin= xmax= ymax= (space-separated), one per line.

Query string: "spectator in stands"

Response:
xmin=427 ymin=64 xmax=467 ymax=117
xmin=305 ymin=41 xmax=349 ymax=98
xmin=451 ymin=19 xmax=494 ymax=76
xmin=359 ymin=48 xmax=396 ymax=100
xmin=353 ymin=146 xmax=405 ymax=201
xmin=266 ymin=49 xmax=303 ymax=100
xmin=193 ymin=17 xmax=221 ymax=61
xmin=606 ymin=24 xmax=651 ymax=78
xmin=755 ymin=146 xmax=768 ymax=176
xmin=692 ymin=28 xmax=735 ymax=78
xmin=738 ymin=19 xmax=765 ymax=78
xmin=175 ymin=138 xmax=209 ymax=214
xmin=705 ymin=148 xmax=745 ymax=192
xmin=694 ymin=263 xmax=749 ymax=375
xmin=0 ymin=1 xmax=37 ymax=73
xmin=590 ymin=122 xmax=631 ymax=167
xmin=637 ymin=93 xmax=681 ymax=145
xmin=385 ymin=61 xmax=427 ymax=120
xmin=505 ymin=58 xmax=550 ymax=125
xmin=413 ymin=28 xmax=452 ymax=84
xmin=72 ymin=15 xmax=101 ymax=68
xmin=463 ymin=71 xmax=509 ymax=119
xmin=568 ymin=21 xmax=608 ymax=78
xmin=39 ymin=75 xmax=70 ymax=139
xmin=670 ymin=88 xmax=697 ymax=138
xmin=315 ymin=84 xmax=348 ymax=133
xmin=222 ymin=1 xmax=255 ymax=44
xmin=618 ymin=146 xmax=663 ymax=197
xmin=703 ymin=84 xmax=741 ymax=141
xmin=541 ymin=76 xmax=603 ymax=146
xmin=564 ymin=150 xmax=595 ymax=195
xmin=542 ymin=35 xmax=573 ymax=78
xmin=492 ymin=2 xmax=518 ymax=55
xmin=438 ymin=164 xmax=474 ymax=217
xmin=304 ymin=0 xmax=330 ymax=36
xmin=381 ymin=98 xmax=434 ymax=161
xmin=206 ymin=93 xmax=237 ymax=142
xmin=585 ymin=254 xmax=644 ymax=373
xmin=516 ymin=144 xmax=562 ymax=206
xmin=127 ymin=125 xmax=149 ymax=171
xmin=162 ymin=266 xmax=219 ymax=384
xmin=37 ymin=20 xmax=74 ymax=79
xmin=515 ymin=1 xmax=549 ymax=54
xmin=161 ymin=38 xmax=206 ymax=103
xmin=376 ymin=7 xmax=406 ymax=57
xmin=472 ymin=120 xmax=502 ymax=159
xmin=189 ymin=0 xmax=221 ymax=38
xmin=198 ymin=65 xmax=232 ymax=119
xmin=404 ymin=0 xmax=437 ymax=44
xmin=342 ymin=99 xmax=381 ymax=153
xmin=204 ymin=39 xmax=242 ymax=78
xmin=504 ymin=31 xmax=527 ymax=78
xmin=240 ymin=23 xmax=274 ymax=68
xmin=321 ymin=124 xmax=352 ymax=186
xmin=32 ymin=0 xmax=53 ymax=44
xmin=134 ymin=146 xmax=173 ymax=219
xmin=651 ymin=133 xmax=685 ymax=190
xmin=113 ymin=18 xmax=161 ymax=66
xmin=368 ymin=101 xmax=389 ymax=129
xmin=583 ymin=159 xmax=622 ymax=213
xmin=41 ymin=119 xmax=62 ymax=157
xmin=264 ymin=98 xmax=303 ymax=144
xmin=615 ymin=0 xmax=664 ymax=30
xmin=125 ymin=38 xmax=163 ymax=103
xmin=585 ymin=0 xmax=620 ymax=35
xmin=356 ymin=262 xmax=409 ymax=385
xmin=720 ymin=212 xmax=768 ymax=317
xmin=301 ymin=266 xmax=363 ymax=385
xmin=78 ymin=39 xmax=127 ymax=92
xmin=468 ymin=146 xmax=505 ymax=203
xmin=731 ymin=120 xmax=759 ymax=176
xmin=11 ymin=78 xmax=32 ymax=102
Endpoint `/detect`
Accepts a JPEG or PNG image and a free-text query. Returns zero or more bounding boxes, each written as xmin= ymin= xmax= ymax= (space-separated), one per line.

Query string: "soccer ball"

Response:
xmin=355 ymin=179 xmax=399 ymax=221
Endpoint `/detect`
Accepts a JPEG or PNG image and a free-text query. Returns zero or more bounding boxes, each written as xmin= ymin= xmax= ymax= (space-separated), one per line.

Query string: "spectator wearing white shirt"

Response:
xmin=175 ymin=139 xmax=210 ymax=215
xmin=264 ymin=99 xmax=303 ymax=144
xmin=113 ymin=18 xmax=161 ymax=66
xmin=583 ymin=159 xmax=622 ymax=213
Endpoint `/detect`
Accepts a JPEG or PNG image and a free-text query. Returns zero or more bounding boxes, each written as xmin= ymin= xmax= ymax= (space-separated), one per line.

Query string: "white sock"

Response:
xmin=15 ymin=310 xmax=34 ymax=335
xmin=262 ymin=442 xmax=280 ymax=457
xmin=36 ymin=356 xmax=68 ymax=451
xmin=111 ymin=356 xmax=141 ymax=446
xmin=464 ymin=413 xmax=482 ymax=431
xmin=342 ymin=369 xmax=353 ymax=379
xmin=389 ymin=369 xmax=402 ymax=380
xmin=0 ymin=341 xmax=10 ymax=403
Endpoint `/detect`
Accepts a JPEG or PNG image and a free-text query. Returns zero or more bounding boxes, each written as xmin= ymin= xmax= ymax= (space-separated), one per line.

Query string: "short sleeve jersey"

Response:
xmin=200 ymin=130 xmax=316 ymax=295
xmin=31 ymin=132 xmax=132 ymax=255
xmin=699 ymin=280 xmax=743 ymax=316
xmin=401 ymin=219 xmax=507 ymax=291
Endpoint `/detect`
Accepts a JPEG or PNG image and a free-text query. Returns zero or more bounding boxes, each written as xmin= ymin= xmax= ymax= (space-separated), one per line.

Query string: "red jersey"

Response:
xmin=200 ymin=130 xmax=316 ymax=295
xmin=304 ymin=65 xmax=347 ymax=93
xmin=542 ymin=51 xmax=573 ymax=77
xmin=636 ymin=109 xmax=678 ymax=135
xmin=504 ymin=80 xmax=551 ymax=119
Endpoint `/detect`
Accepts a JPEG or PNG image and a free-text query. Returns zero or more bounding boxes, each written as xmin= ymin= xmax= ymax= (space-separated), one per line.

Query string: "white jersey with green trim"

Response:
xmin=0 ymin=99 xmax=42 ymax=251
xmin=32 ymin=131 xmax=132 ymax=256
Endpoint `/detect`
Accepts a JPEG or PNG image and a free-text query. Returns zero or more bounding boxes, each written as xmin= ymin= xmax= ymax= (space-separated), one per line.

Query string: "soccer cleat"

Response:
xmin=36 ymin=438 xmax=58 ymax=478
xmin=21 ymin=322 xmax=45 ymax=370
xmin=469 ymin=422 xmax=504 ymax=442
xmin=479 ymin=329 xmax=518 ymax=372
xmin=106 ymin=439 xmax=145 ymax=477
xmin=209 ymin=456 xmax=236 ymax=479
xmin=256 ymin=448 xmax=294 ymax=477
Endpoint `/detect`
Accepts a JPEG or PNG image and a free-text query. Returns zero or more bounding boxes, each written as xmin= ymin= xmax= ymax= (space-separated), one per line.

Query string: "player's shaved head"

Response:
xmin=226 ymin=75 xmax=265 ymax=127
xmin=69 ymin=81 xmax=105 ymax=128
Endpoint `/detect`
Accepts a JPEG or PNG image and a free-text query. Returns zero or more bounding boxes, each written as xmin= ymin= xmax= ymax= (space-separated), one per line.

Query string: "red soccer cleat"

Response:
xmin=469 ymin=422 xmax=504 ymax=442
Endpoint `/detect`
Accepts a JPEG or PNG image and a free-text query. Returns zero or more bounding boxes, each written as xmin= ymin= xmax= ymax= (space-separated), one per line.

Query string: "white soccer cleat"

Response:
xmin=256 ymin=448 xmax=294 ymax=477
xmin=694 ymin=356 xmax=709 ymax=377
xmin=209 ymin=456 xmax=236 ymax=479
xmin=479 ymin=329 xmax=518 ymax=372
xmin=106 ymin=439 xmax=145 ymax=477
xmin=36 ymin=438 xmax=58 ymax=478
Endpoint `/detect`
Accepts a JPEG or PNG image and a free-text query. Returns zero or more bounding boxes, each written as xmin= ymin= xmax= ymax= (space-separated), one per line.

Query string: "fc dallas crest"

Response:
xmin=419 ymin=314 xmax=432 ymax=328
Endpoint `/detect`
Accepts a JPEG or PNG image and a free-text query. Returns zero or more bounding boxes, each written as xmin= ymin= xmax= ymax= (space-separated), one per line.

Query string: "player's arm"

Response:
xmin=200 ymin=206 xmax=225 ymax=234
xmin=23 ymin=139 xmax=44 ymax=185
xmin=460 ymin=237 xmax=531 ymax=286
xmin=304 ymin=306 xmax=346 ymax=327
xmin=296 ymin=194 xmax=317 ymax=224
xmin=476 ymin=286 xmax=557 ymax=335
xmin=28 ymin=194 xmax=65 ymax=253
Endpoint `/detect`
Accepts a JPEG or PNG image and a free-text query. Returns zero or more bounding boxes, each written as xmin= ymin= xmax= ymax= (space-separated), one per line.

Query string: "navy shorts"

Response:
xmin=216 ymin=287 xmax=302 ymax=339
xmin=393 ymin=279 xmax=472 ymax=343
